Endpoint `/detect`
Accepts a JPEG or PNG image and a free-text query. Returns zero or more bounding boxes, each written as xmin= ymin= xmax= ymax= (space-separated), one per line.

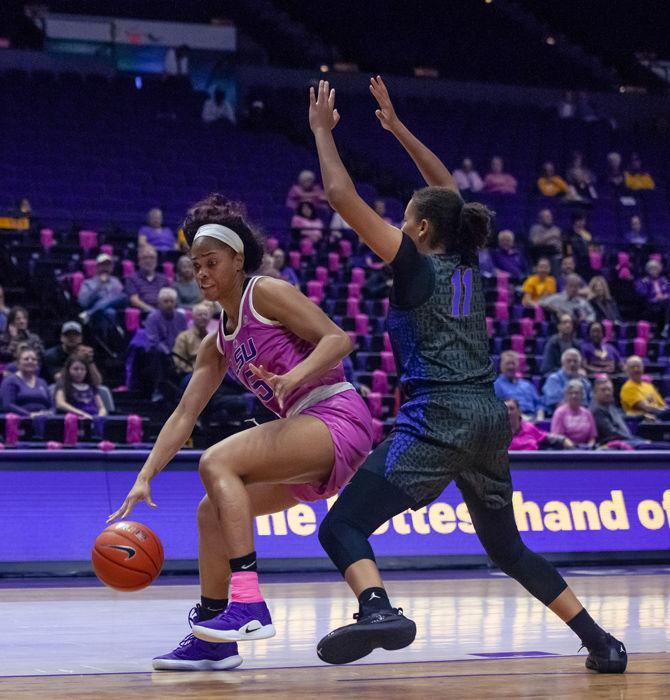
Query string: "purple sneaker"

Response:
xmin=192 ymin=601 xmax=276 ymax=642
xmin=152 ymin=605 xmax=243 ymax=671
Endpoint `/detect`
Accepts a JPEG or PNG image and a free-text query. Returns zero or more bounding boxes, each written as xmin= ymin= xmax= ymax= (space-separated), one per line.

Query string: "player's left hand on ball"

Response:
xmin=309 ymin=80 xmax=340 ymax=132
xmin=107 ymin=479 xmax=156 ymax=523
xmin=248 ymin=363 xmax=297 ymax=412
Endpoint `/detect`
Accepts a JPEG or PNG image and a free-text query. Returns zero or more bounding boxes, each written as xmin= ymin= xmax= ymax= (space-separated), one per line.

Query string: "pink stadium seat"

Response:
xmin=348 ymin=282 xmax=361 ymax=299
xmin=633 ymin=337 xmax=648 ymax=357
xmin=519 ymin=317 xmax=533 ymax=337
xmin=636 ymin=320 xmax=651 ymax=340
xmin=328 ymin=252 xmax=340 ymax=272
xmin=162 ymin=261 xmax=174 ymax=281
xmin=299 ymin=237 xmax=314 ymax=256
xmin=366 ymin=392 xmax=383 ymax=418
xmin=485 ymin=316 xmax=494 ymax=337
xmin=307 ymin=280 xmax=324 ymax=302
xmin=371 ymin=369 xmax=389 ymax=394
xmin=517 ymin=352 xmax=527 ymax=374
xmin=617 ymin=251 xmax=630 ymax=266
xmin=350 ymin=267 xmax=365 ymax=285
xmin=339 ymin=240 xmax=352 ymax=257
xmin=494 ymin=302 xmax=509 ymax=321
xmin=346 ymin=297 xmax=359 ymax=316
xmin=497 ymin=287 xmax=510 ymax=303
xmin=355 ymin=313 xmax=369 ymax=335
xmin=602 ymin=319 xmax=614 ymax=342
xmin=121 ymin=259 xmax=135 ymax=278
xmin=183 ymin=309 xmax=193 ymax=325
xmin=83 ymin=259 xmax=97 ymax=278
xmin=383 ymin=332 xmax=392 ymax=352
xmin=100 ymin=244 xmax=113 ymax=257
xmin=510 ymin=334 xmax=524 ymax=353
xmin=495 ymin=271 xmax=510 ymax=290
xmin=63 ymin=413 xmax=78 ymax=447
xmin=534 ymin=305 xmax=545 ymax=323
xmin=315 ymin=266 xmax=328 ymax=283
xmin=125 ymin=307 xmax=141 ymax=332
xmin=79 ymin=229 xmax=98 ymax=250
xmin=266 ymin=237 xmax=279 ymax=253
xmin=309 ymin=296 xmax=321 ymax=306
xmin=126 ymin=414 xmax=143 ymax=444
xmin=289 ymin=251 xmax=301 ymax=269
xmin=372 ymin=418 xmax=384 ymax=445
xmin=589 ymin=250 xmax=602 ymax=270
xmin=70 ymin=272 xmax=84 ymax=297
xmin=380 ymin=351 xmax=395 ymax=373
xmin=40 ymin=228 xmax=54 ymax=248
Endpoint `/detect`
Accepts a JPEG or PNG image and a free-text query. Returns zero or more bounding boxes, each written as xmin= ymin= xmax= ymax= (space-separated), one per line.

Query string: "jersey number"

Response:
xmin=450 ymin=268 xmax=473 ymax=318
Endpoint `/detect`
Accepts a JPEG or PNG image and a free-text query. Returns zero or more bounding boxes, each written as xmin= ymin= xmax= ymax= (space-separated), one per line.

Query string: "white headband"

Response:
xmin=193 ymin=224 xmax=244 ymax=253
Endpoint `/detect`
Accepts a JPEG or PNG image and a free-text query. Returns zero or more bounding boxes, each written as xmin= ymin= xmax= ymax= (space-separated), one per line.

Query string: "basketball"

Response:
xmin=92 ymin=521 xmax=164 ymax=592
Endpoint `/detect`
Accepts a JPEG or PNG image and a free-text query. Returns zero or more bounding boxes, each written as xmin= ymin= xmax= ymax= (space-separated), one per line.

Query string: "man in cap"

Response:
xmin=42 ymin=320 xmax=102 ymax=385
xmin=78 ymin=253 xmax=126 ymax=340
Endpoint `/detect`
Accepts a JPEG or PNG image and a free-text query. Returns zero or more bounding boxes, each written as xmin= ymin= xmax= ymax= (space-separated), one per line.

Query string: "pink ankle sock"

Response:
xmin=230 ymin=571 xmax=264 ymax=603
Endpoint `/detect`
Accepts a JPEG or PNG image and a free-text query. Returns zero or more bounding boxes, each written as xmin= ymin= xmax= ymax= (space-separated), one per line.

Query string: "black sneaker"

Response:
xmin=316 ymin=607 xmax=416 ymax=665
xmin=584 ymin=633 xmax=627 ymax=673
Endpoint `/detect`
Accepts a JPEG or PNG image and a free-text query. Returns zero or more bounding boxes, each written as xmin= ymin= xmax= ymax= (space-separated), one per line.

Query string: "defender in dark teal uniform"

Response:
xmin=309 ymin=76 xmax=626 ymax=672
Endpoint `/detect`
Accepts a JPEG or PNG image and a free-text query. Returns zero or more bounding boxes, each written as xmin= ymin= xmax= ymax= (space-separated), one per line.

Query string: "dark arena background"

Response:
xmin=0 ymin=1 xmax=668 ymax=697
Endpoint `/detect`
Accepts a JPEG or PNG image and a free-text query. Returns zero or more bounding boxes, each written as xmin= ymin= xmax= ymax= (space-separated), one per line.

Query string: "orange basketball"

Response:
xmin=92 ymin=521 xmax=164 ymax=591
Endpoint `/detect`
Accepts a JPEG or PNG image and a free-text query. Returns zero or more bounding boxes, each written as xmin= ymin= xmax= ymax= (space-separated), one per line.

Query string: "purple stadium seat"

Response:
xmin=315 ymin=266 xmax=328 ymax=283
xmin=289 ymin=251 xmax=301 ymax=270
xmin=371 ymin=368 xmax=389 ymax=394
xmin=534 ymin=306 xmax=545 ymax=323
xmin=347 ymin=297 xmax=359 ymax=316
xmin=633 ymin=337 xmax=648 ymax=357
xmin=602 ymin=319 xmax=614 ymax=342
xmin=163 ymin=261 xmax=174 ymax=282
xmin=350 ymin=267 xmax=365 ymax=285
xmin=497 ymin=287 xmax=510 ymax=303
xmin=121 ymin=259 xmax=135 ymax=278
xmin=348 ymin=282 xmax=361 ymax=299
xmin=70 ymin=271 xmax=84 ymax=297
xmin=355 ymin=313 xmax=369 ymax=334
xmin=299 ymin=238 xmax=315 ymax=256
xmin=307 ymin=280 xmax=324 ymax=302
xmin=125 ymin=307 xmax=140 ymax=332
xmin=637 ymin=320 xmax=651 ymax=340
xmin=328 ymin=252 xmax=340 ymax=272
xmin=589 ymin=249 xmax=603 ymax=271
xmin=40 ymin=228 xmax=54 ymax=249
xmin=100 ymin=243 xmax=113 ymax=257
xmin=83 ymin=259 xmax=97 ymax=278
xmin=520 ymin=317 xmax=534 ymax=337
xmin=380 ymin=351 xmax=395 ymax=373
xmin=79 ymin=229 xmax=98 ymax=250
xmin=495 ymin=271 xmax=510 ymax=289
xmin=366 ymin=392 xmax=383 ymax=418
xmin=339 ymin=240 xmax=352 ymax=257
xmin=495 ymin=301 xmax=509 ymax=321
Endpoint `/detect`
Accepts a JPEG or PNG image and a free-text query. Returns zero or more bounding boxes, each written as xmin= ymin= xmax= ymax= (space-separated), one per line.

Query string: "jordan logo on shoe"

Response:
xmin=105 ymin=544 xmax=136 ymax=559
xmin=368 ymin=592 xmax=381 ymax=601
xmin=244 ymin=623 xmax=261 ymax=634
xmin=240 ymin=561 xmax=256 ymax=570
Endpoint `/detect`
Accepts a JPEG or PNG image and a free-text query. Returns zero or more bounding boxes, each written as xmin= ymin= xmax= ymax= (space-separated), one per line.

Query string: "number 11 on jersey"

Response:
xmin=450 ymin=268 xmax=473 ymax=318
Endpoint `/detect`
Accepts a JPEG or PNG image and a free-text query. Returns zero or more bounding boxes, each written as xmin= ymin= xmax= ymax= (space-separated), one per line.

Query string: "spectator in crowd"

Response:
xmin=271 ymin=248 xmax=299 ymax=286
xmin=173 ymin=255 xmax=202 ymax=309
xmin=625 ymin=214 xmax=647 ymax=246
xmin=557 ymin=255 xmax=587 ymax=293
xmin=144 ymin=287 xmax=188 ymax=401
xmin=605 ymin=152 xmax=625 ymax=189
xmin=634 ymin=259 xmax=670 ymax=336
xmin=529 ymin=209 xmax=562 ymax=270
xmin=566 ymin=151 xmax=597 ymax=201
xmin=540 ymin=314 xmax=582 ymax=375
xmin=0 ymin=306 xmax=44 ymax=363
xmin=540 ymin=274 xmax=596 ymax=323
xmin=522 ymin=257 xmax=556 ymax=308
xmin=505 ymin=399 xmax=573 ymax=450
xmin=201 ymin=88 xmax=236 ymax=125
xmin=291 ymin=201 xmax=324 ymax=243
xmin=587 ymin=276 xmax=621 ymax=323
xmin=172 ymin=302 xmax=212 ymax=379
xmin=624 ymin=153 xmax=655 ymax=191
xmin=138 ymin=208 xmax=177 ymax=252
xmin=565 ymin=213 xmax=592 ymax=276
xmin=78 ymin=253 xmax=126 ymax=338
xmin=54 ymin=355 xmax=106 ymax=419
xmin=620 ymin=355 xmax=670 ymax=419
xmin=581 ymin=321 xmax=622 ymax=375
xmin=42 ymin=321 xmax=102 ymax=386
xmin=373 ymin=198 xmax=394 ymax=224
xmin=286 ymin=169 xmax=327 ymax=211
xmin=125 ymin=245 xmax=170 ymax=313
xmin=494 ymin=351 xmax=543 ymax=418
xmin=0 ymin=285 xmax=9 ymax=333
xmin=257 ymin=253 xmax=282 ymax=280
xmin=557 ymin=90 xmax=576 ymax=119
xmin=453 ymin=157 xmax=484 ymax=198
xmin=542 ymin=348 xmax=592 ymax=415
xmin=491 ymin=229 xmax=526 ymax=280
xmin=0 ymin=346 xmax=52 ymax=416
xmin=550 ymin=380 xmax=597 ymax=448
xmin=537 ymin=162 xmax=570 ymax=198
xmin=483 ymin=156 xmax=517 ymax=195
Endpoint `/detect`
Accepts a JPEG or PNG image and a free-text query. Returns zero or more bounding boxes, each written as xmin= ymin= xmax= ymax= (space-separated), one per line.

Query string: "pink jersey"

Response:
xmin=216 ymin=276 xmax=351 ymax=418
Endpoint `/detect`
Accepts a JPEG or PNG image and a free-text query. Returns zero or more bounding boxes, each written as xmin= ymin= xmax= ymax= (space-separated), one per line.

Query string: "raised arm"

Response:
xmin=309 ymin=80 xmax=403 ymax=263
xmin=369 ymin=75 xmax=458 ymax=192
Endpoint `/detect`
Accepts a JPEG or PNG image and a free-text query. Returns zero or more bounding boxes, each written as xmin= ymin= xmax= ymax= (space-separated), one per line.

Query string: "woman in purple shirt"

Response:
xmin=0 ymin=346 xmax=52 ymax=416
xmin=581 ymin=322 xmax=622 ymax=375
xmin=54 ymin=356 xmax=107 ymax=419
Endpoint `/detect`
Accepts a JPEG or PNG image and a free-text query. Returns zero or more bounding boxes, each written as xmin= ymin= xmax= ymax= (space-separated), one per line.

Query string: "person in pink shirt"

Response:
xmin=285 ymin=169 xmax=327 ymax=210
xmin=550 ymin=380 xmax=597 ymax=448
xmin=483 ymin=156 xmax=518 ymax=195
xmin=290 ymin=201 xmax=324 ymax=243
xmin=505 ymin=399 xmax=572 ymax=450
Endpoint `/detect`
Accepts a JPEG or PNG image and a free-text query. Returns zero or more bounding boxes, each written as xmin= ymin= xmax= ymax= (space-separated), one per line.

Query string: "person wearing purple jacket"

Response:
xmin=125 ymin=244 xmax=171 ymax=313
xmin=490 ymin=229 xmax=526 ymax=280
xmin=0 ymin=346 xmax=52 ymax=416
xmin=634 ymin=259 xmax=670 ymax=337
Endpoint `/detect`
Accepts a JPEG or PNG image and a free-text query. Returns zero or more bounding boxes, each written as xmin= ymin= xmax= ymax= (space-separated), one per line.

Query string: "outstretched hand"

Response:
xmin=369 ymin=75 xmax=400 ymax=132
xmin=309 ymin=80 xmax=340 ymax=133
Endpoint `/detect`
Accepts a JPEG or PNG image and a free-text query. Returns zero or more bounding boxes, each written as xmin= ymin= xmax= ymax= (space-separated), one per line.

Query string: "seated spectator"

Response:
xmin=557 ymin=91 xmax=576 ymax=119
xmin=557 ymin=256 xmax=587 ymax=294
xmin=138 ymin=208 xmax=177 ymax=252
xmin=506 ymin=399 xmax=573 ymax=450
xmin=624 ymin=153 xmax=655 ymax=191
xmin=542 ymin=348 xmax=592 ymax=415
xmin=0 ymin=346 xmax=52 ymax=416
xmin=620 ymin=355 xmax=670 ymax=419
xmin=373 ymin=198 xmax=394 ymax=224
xmin=0 ymin=306 xmax=44 ymax=363
xmin=565 ymin=213 xmax=592 ymax=276
xmin=605 ymin=152 xmax=625 ymax=189
xmin=540 ymin=314 xmax=582 ymax=375
xmin=625 ymin=214 xmax=647 ymax=246
xmin=491 ymin=230 xmax=526 ymax=280
xmin=634 ymin=259 xmax=670 ymax=336
xmin=453 ymin=158 xmax=484 ymax=198
xmin=483 ymin=156 xmax=517 ymax=195
xmin=540 ymin=274 xmax=596 ymax=323
xmin=125 ymin=245 xmax=170 ymax=313
xmin=550 ymin=380 xmax=597 ymax=448
xmin=291 ymin=202 xmax=324 ymax=243
xmin=42 ymin=321 xmax=103 ymax=386
xmin=494 ymin=351 xmax=544 ymax=418
xmin=54 ymin=355 xmax=106 ymax=419
xmin=78 ymin=254 xmax=126 ymax=340
xmin=0 ymin=285 xmax=9 ymax=333
xmin=144 ymin=287 xmax=188 ymax=401
xmin=537 ymin=162 xmax=571 ymax=198
xmin=582 ymin=321 xmax=622 ymax=375
xmin=566 ymin=151 xmax=597 ymax=201
xmin=271 ymin=249 xmax=299 ymax=286
xmin=529 ymin=209 xmax=562 ymax=270
xmin=172 ymin=302 xmax=212 ymax=379
xmin=587 ymin=276 xmax=620 ymax=323
xmin=522 ymin=258 xmax=556 ymax=308
xmin=202 ymin=88 xmax=236 ymax=125
xmin=286 ymin=169 xmax=327 ymax=211
xmin=257 ymin=253 xmax=282 ymax=279
xmin=173 ymin=255 xmax=202 ymax=309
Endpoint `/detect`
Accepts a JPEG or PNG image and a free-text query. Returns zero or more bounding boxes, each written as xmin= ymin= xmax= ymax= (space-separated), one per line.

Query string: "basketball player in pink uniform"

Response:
xmin=108 ymin=194 xmax=373 ymax=670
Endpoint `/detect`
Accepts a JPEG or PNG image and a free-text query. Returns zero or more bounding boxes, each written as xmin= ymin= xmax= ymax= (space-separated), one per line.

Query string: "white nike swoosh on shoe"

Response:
xmin=244 ymin=624 xmax=261 ymax=634
xmin=240 ymin=561 xmax=256 ymax=570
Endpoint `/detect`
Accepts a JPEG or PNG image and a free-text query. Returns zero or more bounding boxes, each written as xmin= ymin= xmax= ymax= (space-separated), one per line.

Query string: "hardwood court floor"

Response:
xmin=1 ymin=569 xmax=669 ymax=699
